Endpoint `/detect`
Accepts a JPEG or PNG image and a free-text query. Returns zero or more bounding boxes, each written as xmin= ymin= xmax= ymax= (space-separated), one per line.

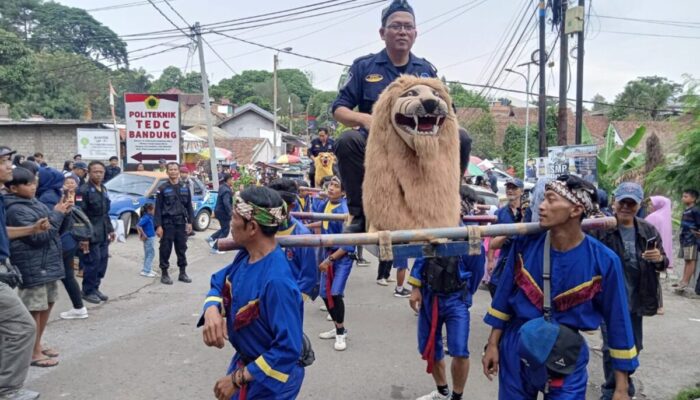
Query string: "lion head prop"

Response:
xmin=363 ymin=76 xmax=461 ymax=231
xmin=314 ymin=152 xmax=336 ymax=187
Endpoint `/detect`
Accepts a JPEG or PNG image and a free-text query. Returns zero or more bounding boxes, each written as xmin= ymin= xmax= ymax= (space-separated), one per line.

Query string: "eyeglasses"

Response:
xmin=385 ymin=23 xmax=415 ymax=32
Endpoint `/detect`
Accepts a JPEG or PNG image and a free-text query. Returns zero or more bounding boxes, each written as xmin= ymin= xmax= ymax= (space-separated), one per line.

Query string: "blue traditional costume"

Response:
xmin=409 ymin=251 xmax=484 ymax=373
xmin=278 ymin=216 xmax=319 ymax=302
xmin=319 ymin=197 xmax=354 ymax=307
xmin=199 ymin=249 xmax=304 ymax=399
xmin=484 ymin=179 xmax=639 ymax=400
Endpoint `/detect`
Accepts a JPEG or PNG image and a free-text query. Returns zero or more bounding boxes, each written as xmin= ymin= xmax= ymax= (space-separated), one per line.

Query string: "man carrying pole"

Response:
xmin=482 ymin=175 xmax=638 ymax=399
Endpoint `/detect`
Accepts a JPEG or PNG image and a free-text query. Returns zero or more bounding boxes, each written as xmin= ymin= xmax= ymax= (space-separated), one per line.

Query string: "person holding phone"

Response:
xmin=589 ymin=182 xmax=669 ymax=400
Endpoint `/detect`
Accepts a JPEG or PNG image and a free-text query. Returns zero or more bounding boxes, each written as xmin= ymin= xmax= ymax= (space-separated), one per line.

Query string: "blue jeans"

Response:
xmin=209 ymin=217 xmax=231 ymax=241
xmin=142 ymin=237 xmax=155 ymax=273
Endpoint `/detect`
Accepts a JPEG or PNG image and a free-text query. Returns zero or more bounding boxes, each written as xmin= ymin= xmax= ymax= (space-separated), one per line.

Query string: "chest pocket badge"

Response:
xmin=365 ymin=74 xmax=383 ymax=83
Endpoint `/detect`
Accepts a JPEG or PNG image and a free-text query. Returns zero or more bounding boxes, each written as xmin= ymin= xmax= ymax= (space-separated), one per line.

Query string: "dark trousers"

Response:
xmin=335 ymin=128 xmax=472 ymax=216
xmin=600 ymin=313 xmax=643 ymax=399
xmin=377 ymin=260 xmax=392 ymax=280
xmin=81 ymin=241 xmax=109 ymax=295
xmin=62 ymin=248 xmax=83 ymax=309
xmin=210 ymin=217 xmax=231 ymax=241
xmin=159 ymin=224 xmax=188 ymax=271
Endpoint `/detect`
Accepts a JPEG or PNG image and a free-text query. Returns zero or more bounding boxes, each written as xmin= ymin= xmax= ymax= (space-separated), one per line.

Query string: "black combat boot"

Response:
xmin=178 ymin=267 xmax=192 ymax=283
xmin=161 ymin=269 xmax=173 ymax=285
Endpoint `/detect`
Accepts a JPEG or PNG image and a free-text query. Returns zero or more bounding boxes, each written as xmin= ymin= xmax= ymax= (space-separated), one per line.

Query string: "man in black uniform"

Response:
xmin=308 ymin=127 xmax=335 ymax=187
xmin=332 ymin=0 xmax=472 ymax=233
xmin=155 ymin=162 xmax=194 ymax=285
xmin=77 ymin=161 xmax=116 ymax=304
xmin=104 ymin=156 xmax=121 ymax=182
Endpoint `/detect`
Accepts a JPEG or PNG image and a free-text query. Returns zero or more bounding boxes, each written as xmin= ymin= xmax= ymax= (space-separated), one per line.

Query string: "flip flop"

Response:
xmin=30 ymin=358 xmax=58 ymax=368
xmin=42 ymin=348 xmax=59 ymax=358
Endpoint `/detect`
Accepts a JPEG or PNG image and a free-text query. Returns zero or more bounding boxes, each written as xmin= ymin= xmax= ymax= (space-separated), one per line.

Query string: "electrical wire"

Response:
xmin=596 ymin=15 xmax=700 ymax=29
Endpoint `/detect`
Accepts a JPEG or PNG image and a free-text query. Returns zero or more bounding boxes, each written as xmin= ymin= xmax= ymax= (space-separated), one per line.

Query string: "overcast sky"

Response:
xmin=58 ymin=0 xmax=700 ymax=105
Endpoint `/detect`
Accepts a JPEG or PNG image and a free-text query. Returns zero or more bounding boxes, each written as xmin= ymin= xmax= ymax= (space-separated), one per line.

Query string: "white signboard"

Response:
xmin=76 ymin=128 xmax=117 ymax=160
xmin=125 ymin=93 xmax=180 ymax=164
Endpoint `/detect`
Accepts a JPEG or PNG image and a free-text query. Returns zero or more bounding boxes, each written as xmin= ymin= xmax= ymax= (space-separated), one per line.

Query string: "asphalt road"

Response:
xmin=23 ymin=228 xmax=700 ymax=400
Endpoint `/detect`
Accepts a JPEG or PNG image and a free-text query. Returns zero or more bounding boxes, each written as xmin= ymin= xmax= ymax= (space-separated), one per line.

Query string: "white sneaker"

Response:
xmin=376 ymin=278 xmax=388 ymax=286
xmin=319 ymin=304 xmax=328 ymax=312
xmin=319 ymin=328 xmax=337 ymax=339
xmin=326 ymin=313 xmax=333 ymax=321
xmin=60 ymin=307 xmax=88 ymax=320
xmin=140 ymin=271 xmax=157 ymax=277
xmin=416 ymin=390 xmax=449 ymax=400
xmin=334 ymin=333 xmax=347 ymax=351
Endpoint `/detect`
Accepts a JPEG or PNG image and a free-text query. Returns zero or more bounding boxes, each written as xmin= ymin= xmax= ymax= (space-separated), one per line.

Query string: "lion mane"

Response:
xmin=362 ymin=75 xmax=461 ymax=231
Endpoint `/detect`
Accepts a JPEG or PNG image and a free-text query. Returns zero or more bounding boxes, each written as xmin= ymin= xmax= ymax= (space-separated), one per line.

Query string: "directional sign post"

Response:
xmin=125 ymin=93 xmax=180 ymax=165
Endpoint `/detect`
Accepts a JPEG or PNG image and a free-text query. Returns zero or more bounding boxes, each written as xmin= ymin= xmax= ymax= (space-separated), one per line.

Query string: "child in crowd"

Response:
xmin=136 ymin=203 xmax=157 ymax=278
xmin=675 ymin=189 xmax=700 ymax=293
xmin=318 ymin=176 xmax=355 ymax=351
xmin=6 ymin=167 xmax=70 ymax=368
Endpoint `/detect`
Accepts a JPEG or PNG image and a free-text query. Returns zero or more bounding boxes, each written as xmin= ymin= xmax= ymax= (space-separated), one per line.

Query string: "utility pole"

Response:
xmin=557 ymin=0 xmax=569 ymax=146
xmin=507 ymin=61 xmax=534 ymax=181
xmin=537 ymin=0 xmax=547 ymax=157
xmin=289 ymin=96 xmax=293 ymax=137
xmin=193 ymin=22 xmax=219 ymax=190
xmin=574 ymin=0 xmax=585 ymax=144
xmin=273 ymin=53 xmax=279 ymax=157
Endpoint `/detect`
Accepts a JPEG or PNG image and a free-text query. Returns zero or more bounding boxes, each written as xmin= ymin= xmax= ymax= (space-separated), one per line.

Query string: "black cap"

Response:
xmin=0 ymin=146 xmax=17 ymax=158
xmin=381 ymin=0 xmax=414 ymax=26
xmin=545 ymin=325 xmax=584 ymax=375
xmin=73 ymin=161 xmax=88 ymax=170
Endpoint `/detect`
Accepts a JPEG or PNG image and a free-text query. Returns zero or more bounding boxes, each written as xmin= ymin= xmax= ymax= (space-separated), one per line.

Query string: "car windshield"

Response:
xmin=105 ymin=174 xmax=155 ymax=196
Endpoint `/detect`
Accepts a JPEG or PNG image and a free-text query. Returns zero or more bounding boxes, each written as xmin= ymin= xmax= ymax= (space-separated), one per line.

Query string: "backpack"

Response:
xmin=68 ymin=207 xmax=94 ymax=241
xmin=421 ymin=256 xmax=466 ymax=294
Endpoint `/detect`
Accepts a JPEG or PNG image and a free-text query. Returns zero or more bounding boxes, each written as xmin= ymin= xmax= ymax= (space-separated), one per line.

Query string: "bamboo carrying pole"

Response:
xmin=289 ymin=212 xmax=497 ymax=224
xmin=217 ymin=217 xmax=616 ymax=252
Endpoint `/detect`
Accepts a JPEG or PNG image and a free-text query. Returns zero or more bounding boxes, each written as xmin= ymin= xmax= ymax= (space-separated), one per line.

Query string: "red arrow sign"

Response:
xmin=130 ymin=152 xmax=177 ymax=163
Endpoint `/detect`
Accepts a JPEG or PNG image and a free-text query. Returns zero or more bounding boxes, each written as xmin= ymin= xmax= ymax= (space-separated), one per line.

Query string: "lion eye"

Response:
xmin=432 ymin=90 xmax=440 ymax=97
xmin=401 ymin=90 xmax=418 ymax=97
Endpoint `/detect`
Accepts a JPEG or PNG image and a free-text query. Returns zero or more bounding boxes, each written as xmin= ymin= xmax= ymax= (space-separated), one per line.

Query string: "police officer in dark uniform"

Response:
xmin=332 ymin=0 xmax=472 ymax=233
xmin=77 ymin=161 xmax=116 ymax=304
xmin=308 ymin=127 xmax=335 ymax=187
xmin=154 ymin=162 xmax=194 ymax=285
xmin=104 ymin=156 xmax=121 ymax=182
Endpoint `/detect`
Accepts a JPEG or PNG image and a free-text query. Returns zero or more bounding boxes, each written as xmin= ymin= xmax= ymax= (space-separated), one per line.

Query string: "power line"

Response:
xmin=596 ymin=15 xmax=700 ymax=29
xmin=146 ymin=0 xmax=191 ymax=37
xmin=87 ymin=0 xmax=175 ymax=13
xmin=479 ymin=3 xmax=535 ymax=97
xmin=597 ymin=30 xmax=700 ymax=40
xmin=446 ymin=79 xmax=681 ymax=114
xmin=210 ymin=31 xmax=350 ymax=67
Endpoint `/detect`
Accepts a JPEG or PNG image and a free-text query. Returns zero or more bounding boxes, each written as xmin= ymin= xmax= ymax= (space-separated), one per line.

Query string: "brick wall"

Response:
xmin=0 ymin=124 xmax=107 ymax=169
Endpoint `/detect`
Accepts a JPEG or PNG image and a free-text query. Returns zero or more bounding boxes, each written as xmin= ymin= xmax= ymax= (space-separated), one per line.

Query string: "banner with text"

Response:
xmin=76 ymin=128 xmax=118 ymax=160
xmin=546 ymin=144 xmax=598 ymax=185
xmin=125 ymin=93 xmax=180 ymax=164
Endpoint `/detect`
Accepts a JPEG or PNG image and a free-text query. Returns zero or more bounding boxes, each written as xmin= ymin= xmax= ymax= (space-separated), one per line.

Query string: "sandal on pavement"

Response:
xmin=30 ymin=358 xmax=58 ymax=368
xmin=41 ymin=348 xmax=59 ymax=358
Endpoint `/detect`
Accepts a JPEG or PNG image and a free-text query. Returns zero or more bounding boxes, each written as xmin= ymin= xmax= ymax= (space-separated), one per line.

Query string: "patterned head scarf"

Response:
xmin=233 ymin=192 xmax=286 ymax=227
xmin=545 ymin=175 xmax=598 ymax=217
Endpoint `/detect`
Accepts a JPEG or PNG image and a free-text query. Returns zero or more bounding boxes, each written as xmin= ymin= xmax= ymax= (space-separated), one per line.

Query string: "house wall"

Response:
xmin=219 ymin=112 xmax=275 ymax=139
xmin=0 ymin=124 xmax=105 ymax=168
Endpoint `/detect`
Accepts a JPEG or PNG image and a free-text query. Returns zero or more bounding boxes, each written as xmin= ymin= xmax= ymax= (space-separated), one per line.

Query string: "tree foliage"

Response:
xmin=464 ymin=113 xmax=499 ymax=160
xmin=150 ymin=66 xmax=202 ymax=93
xmin=590 ymin=93 xmax=609 ymax=113
xmin=448 ymin=83 xmax=489 ymax=110
xmin=611 ymin=76 xmax=681 ymax=120
xmin=502 ymin=124 xmax=538 ymax=177
xmin=307 ymin=90 xmax=338 ymax=128
xmin=0 ymin=28 xmax=33 ymax=105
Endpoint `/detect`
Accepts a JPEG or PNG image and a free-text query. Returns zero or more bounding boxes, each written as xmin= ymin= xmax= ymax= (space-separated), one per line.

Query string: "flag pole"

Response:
xmin=109 ymin=81 xmax=120 ymax=163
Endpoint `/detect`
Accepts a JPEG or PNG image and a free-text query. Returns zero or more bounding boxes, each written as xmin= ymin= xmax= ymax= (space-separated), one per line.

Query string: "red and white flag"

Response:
xmin=109 ymin=81 xmax=117 ymax=121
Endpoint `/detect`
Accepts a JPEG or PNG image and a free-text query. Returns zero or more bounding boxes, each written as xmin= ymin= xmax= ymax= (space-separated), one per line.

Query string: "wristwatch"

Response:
xmin=328 ymin=255 xmax=336 ymax=262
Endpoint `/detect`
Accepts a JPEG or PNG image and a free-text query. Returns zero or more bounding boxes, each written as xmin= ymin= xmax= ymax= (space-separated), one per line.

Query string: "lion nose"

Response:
xmin=421 ymin=99 xmax=438 ymax=114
